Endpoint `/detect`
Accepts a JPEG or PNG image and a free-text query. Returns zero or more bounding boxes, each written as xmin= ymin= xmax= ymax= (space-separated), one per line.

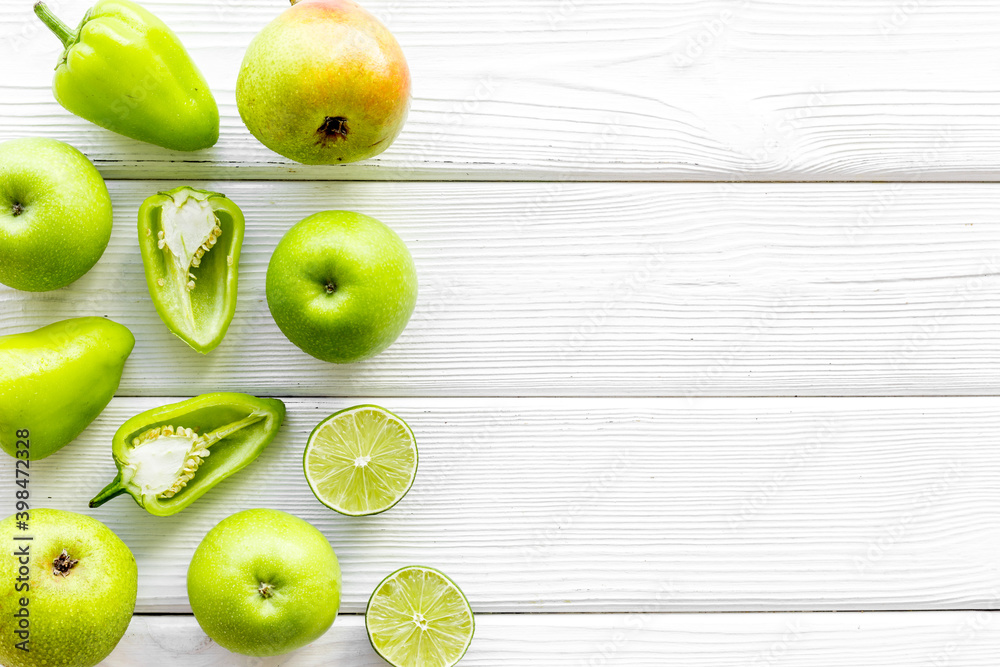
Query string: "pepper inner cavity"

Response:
xmin=156 ymin=191 xmax=222 ymax=291
xmin=124 ymin=425 xmax=211 ymax=499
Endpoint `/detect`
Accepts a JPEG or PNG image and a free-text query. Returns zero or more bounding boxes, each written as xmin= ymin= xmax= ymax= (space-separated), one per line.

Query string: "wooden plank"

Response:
xmin=3 ymin=0 xmax=1000 ymax=180
xmin=106 ymin=612 xmax=1000 ymax=665
xmin=7 ymin=396 xmax=1000 ymax=613
xmin=2 ymin=181 xmax=999 ymax=397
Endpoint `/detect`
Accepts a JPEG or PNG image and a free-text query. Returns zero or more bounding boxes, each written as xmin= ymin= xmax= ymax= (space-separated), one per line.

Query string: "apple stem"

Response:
xmin=33 ymin=2 xmax=77 ymax=49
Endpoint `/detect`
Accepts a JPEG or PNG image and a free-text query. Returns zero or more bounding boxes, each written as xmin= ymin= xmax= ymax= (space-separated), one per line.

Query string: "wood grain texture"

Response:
xmin=3 ymin=0 xmax=1000 ymax=180
xmin=6 ymin=396 xmax=999 ymax=613
xmin=2 ymin=181 xmax=999 ymax=397
xmin=104 ymin=612 xmax=1000 ymax=666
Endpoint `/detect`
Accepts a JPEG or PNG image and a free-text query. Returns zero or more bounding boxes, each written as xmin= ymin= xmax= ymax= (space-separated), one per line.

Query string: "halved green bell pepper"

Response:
xmin=138 ymin=187 xmax=244 ymax=354
xmin=89 ymin=393 xmax=285 ymax=516
xmin=34 ymin=0 xmax=219 ymax=151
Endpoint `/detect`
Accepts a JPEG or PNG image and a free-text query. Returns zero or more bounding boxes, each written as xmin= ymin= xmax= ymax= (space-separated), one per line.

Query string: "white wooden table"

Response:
xmin=3 ymin=0 xmax=1000 ymax=664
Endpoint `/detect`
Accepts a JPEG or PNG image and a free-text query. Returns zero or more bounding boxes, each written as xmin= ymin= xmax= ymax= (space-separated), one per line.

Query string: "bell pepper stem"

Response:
xmin=33 ymin=2 xmax=77 ymax=48
xmin=89 ymin=474 xmax=127 ymax=508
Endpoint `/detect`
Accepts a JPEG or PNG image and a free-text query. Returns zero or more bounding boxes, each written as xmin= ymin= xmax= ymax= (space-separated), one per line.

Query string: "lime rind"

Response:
xmin=304 ymin=405 xmax=418 ymax=517
xmin=366 ymin=566 xmax=475 ymax=667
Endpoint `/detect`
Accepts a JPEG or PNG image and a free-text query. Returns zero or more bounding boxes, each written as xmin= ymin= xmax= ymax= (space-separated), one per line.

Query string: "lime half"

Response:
xmin=366 ymin=566 xmax=475 ymax=667
xmin=304 ymin=405 xmax=418 ymax=516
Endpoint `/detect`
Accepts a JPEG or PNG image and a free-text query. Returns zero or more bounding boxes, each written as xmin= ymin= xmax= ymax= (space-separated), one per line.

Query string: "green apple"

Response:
xmin=0 ymin=138 xmax=113 ymax=292
xmin=0 ymin=508 xmax=138 ymax=667
xmin=187 ymin=508 xmax=342 ymax=657
xmin=266 ymin=211 xmax=418 ymax=363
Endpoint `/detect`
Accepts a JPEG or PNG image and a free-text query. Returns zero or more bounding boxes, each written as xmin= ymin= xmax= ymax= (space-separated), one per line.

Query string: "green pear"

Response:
xmin=0 ymin=317 xmax=134 ymax=460
xmin=0 ymin=508 xmax=138 ymax=667
xmin=236 ymin=0 xmax=411 ymax=165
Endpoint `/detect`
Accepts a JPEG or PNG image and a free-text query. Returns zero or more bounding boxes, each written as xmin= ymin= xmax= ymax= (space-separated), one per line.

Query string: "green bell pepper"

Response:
xmin=138 ymin=187 xmax=244 ymax=354
xmin=90 ymin=393 xmax=285 ymax=516
xmin=0 ymin=317 xmax=134 ymax=460
xmin=34 ymin=0 xmax=219 ymax=152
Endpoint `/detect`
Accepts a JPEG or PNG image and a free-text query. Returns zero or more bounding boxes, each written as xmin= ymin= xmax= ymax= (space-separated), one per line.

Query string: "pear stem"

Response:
xmin=33 ymin=2 xmax=76 ymax=48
